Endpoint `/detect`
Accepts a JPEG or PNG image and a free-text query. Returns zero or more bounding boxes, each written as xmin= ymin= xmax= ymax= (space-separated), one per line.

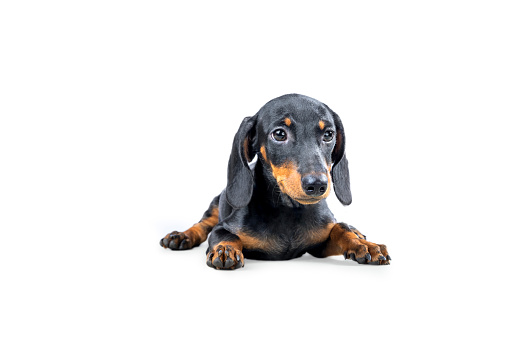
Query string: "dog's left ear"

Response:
xmin=328 ymin=106 xmax=352 ymax=206
xmin=225 ymin=116 xmax=257 ymax=209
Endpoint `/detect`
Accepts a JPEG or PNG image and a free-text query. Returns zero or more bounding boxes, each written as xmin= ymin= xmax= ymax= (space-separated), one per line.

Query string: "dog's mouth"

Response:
xmin=292 ymin=196 xmax=324 ymax=205
xmin=277 ymin=181 xmax=330 ymax=205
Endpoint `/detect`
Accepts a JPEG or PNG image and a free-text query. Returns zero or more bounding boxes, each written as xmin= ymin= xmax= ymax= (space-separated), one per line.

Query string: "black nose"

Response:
xmin=301 ymin=174 xmax=328 ymax=197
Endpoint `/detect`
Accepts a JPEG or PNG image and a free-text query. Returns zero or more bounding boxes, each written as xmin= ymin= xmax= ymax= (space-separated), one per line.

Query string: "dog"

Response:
xmin=160 ymin=94 xmax=390 ymax=269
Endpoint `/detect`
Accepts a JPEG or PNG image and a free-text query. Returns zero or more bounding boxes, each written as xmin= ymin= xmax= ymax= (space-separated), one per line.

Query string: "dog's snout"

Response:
xmin=301 ymin=174 xmax=328 ymax=197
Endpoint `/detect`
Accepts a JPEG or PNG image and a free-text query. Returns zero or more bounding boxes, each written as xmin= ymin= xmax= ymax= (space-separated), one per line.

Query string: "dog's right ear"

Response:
xmin=328 ymin=106 xmax=352 ymax=206
xmin=225 ymin=116 xmax=257 ymax=209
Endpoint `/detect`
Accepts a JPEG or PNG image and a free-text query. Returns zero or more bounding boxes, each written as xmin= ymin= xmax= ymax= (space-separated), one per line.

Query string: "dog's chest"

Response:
xmin=237 ymin=208 xmax=334 ymax=259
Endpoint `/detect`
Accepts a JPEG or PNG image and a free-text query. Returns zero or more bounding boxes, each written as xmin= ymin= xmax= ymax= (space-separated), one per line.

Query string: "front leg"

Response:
xmin=309 ymin=223 xmax=391 ymax=265
xmin=160 ymin=196 xmax=219 ymax=250
xmin=206 ymin=226 xmax=245 ymax=270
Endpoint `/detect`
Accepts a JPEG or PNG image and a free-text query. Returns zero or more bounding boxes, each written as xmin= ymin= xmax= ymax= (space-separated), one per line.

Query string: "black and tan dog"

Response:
xmin=160 ymin=94 xmax=390 ymax=269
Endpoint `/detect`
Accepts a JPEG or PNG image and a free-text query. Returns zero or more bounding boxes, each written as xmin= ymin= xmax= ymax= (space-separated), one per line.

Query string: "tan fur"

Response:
xmin=185 ymin=207 xmax=219 ymax=244
xmin=260 ymin=145 xmax=268 ymax=162
xmin=238 ymin=231 xmax=281 ymax=252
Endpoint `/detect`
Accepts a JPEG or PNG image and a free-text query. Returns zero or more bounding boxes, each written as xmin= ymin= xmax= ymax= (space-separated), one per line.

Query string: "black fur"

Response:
xmin=225 ymin=116 xmax=257 ymax=209
xmin=211 ymin=94 xmax=351 ymax=260
xmin=161 ymin=93 xmax=390 ymax=267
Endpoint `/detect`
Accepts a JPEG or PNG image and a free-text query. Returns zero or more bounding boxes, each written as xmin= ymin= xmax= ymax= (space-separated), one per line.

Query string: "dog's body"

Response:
xmin=160 ymin=94 xmax=390 ymax=269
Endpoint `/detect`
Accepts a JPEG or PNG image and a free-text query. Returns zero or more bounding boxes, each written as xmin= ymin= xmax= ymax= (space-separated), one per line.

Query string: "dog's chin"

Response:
xmin=291 ymin=196 xmax=325 ymax=205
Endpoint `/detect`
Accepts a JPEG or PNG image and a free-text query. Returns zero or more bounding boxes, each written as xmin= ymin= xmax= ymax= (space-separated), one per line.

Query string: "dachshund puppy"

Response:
xmin=160 ymin=94 xmax=390 ymax=269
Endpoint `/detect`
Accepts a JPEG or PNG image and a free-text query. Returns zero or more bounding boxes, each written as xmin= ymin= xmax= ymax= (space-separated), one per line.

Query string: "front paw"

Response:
xmin=344 ymin=240 xmax=391 ymax=265
xmin=160 ymin=231 xmax=194 ymax=250
xmin=206 ymin=243 xmax=244 ymax=270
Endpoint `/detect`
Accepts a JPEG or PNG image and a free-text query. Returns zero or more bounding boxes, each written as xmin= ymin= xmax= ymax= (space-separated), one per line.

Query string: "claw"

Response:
xmin=358 ymin=253 xmax=371 ymax=264
xmin=206 ymin=252 xmax=214 ymax=267
xmin=387 ymin=255 xmax=392 ymax=261
xmin=179 ymin=239 xmax=189 ymax=249
xmin=234 ymin=259 xmax=243 ymax=269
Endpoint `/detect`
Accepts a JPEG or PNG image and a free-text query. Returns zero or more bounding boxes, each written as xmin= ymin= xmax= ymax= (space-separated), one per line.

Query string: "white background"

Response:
xmin=1 ymin=1 xmax=508 ymax=338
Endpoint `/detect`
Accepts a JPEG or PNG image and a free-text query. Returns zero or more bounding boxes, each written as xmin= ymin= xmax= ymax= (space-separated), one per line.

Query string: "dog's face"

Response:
xmin=256 ymin=96 xmax=337 ymax=205
xmin=225 ymin=94 xmax=351 ymax=209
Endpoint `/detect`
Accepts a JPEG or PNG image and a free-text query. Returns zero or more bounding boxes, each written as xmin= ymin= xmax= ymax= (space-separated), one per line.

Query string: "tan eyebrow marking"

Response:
xmin=284 ymin=117 xmax=291 ymax=126
xmin=319 ymin=120 xmax=325 ymax=130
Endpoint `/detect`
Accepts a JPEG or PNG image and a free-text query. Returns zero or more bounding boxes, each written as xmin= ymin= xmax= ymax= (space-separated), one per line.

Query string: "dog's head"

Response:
xmin=225 ymin=94 xmax=351 ymax=209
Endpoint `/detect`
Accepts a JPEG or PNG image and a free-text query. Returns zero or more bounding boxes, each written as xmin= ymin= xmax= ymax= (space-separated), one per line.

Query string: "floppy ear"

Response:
xmin=225 ymin=116 xmax=257 ymax=209
xmin=329 ymin=107 xmax=352 ymax=206
xmin=332 ymin=154 xmax=352 ymax=205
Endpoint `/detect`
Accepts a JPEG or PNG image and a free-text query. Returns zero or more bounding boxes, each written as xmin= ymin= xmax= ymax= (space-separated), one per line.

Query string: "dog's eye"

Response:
xmin=272 ymin=129 xmax=287 ymax=142
xmin=323 ymin=131 xmax=334 ymax=142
